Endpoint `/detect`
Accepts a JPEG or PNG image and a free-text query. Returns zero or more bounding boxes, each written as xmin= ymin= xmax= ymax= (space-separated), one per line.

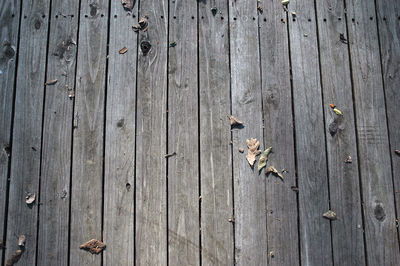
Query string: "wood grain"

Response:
xmin=288 ymin=0 xmax=332 ymax=264
xmin=259 ymin=1 xmax=299 ymax=265
xmin=168 ymin=0 xmax=199 ymax=265
xmin=229 ymin=0 xmax=266 ymax=264
xmin=346 ymin=0 xmax=400 ymax=264
xmin=199 ymin=0 xmax=234 ymax=265
xmin=69 ymin=1 xmax=109 ymax=265
xmin=135 ymin=0 xmax=168 ymax=265
xmin=5 ymin=0 xmax=50 ymax=264
xmin=103 ymin=2 xmax=137 ymax=266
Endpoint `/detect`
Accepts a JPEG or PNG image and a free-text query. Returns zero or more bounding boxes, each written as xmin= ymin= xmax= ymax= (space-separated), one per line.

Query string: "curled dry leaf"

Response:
xmin=132 ymin=16 xmax=148 ymax=32
xmin=323 ymin=210 xmax=337 ymax=220
xmin=45 ymin=79 xmax=57 ymax=85
xmin=257 ymin=147 xmax=272 ymax=172
xmin=79 ymin=239 xmax=106 ymax=254
xmin=229 ymin=115 xmax=243 ymax=126
xmin=246 ymin=138 xmax=261 ymax=167
xmin=238 ymin=148 xmax=244 ymax=153
xmin=121 ymin=0 xmax=134 ymax=10
xmin=333 ymin=108 xmax=343 ymax=116
xmin=25 ymin=193 xmax=35 ymax=205
xmin=119 ymin=47 xmax=128 ymax=54
xmin=344 ymin=155 xmax=352 ymax=163
xmin=266 ymin=165 xmax=284 ymax=180
xmin=18 ymin=235 xmax=25 ymax=247
xmin=5 ymin=249 xmax=22 ymax=266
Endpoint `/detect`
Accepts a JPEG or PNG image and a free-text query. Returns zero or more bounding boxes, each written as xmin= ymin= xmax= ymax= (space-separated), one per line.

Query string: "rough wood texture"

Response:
xmin=259 ymin=1 xmax=299 ymax=265
xmin=199 ymin=0 xmax=234 ymax=265
xmin=375 ymin=0 xmax=400 ymax=242
xmin=229 ymin=0 xmax=266 ymax=264
xmin=5 ymin=0 xmax=50 ymax=265
xmin=315 ymin=0 xmax=366 ymax=265
xmin=288 ymin=0 xmax=332 ymax=265
xmin=0 ymin=0 xmax=20 ymax=263
xmin=135 ymin=1 xmax=168 ymax=265
xmin=168 ymin=0 xmax=199 ymax=265
xmin=36 ymin=1 xmax=79 ymax=265
xmin=69 ymin=1 xmax=109 ymax=265
xmin=103 ymin=3 xmax=137 ymax=266
xmin=346 ymin=0 xmax=400 ymax=264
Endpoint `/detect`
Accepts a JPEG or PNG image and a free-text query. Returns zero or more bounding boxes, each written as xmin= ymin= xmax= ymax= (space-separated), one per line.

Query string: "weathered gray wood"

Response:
xmin=199 ymin=1 xmax=234 ymax=265
xmin=168 ymin=0 xmax=199 ymax=265
xmin=5 ymin=0 xmax=50 ymax=264
xmin=288 ymin=0 xmax=332 ymax=264
xmin=0 ymin=0 xmax=20 ymax=262
xmin=346 ymin=0 xmax=400 ymax=264
xmin=375 ymin=0 xmax=400 ymax=245
xmin=103 ymin=2 xmax=137 ymax=266
xmin=259 ymin=1 xmax=299 ymax=265
xmin=36 ymin=1 xmax=79 ymax=265
xmin=135 ymin=1 xmax=168 ymax=265
xmin=229 ymin=0 xmax=266 ymax=264
xmin=315 ymin=0 xmax=366 ymax=265
xmin=70 ymin=1 xmax=109 ymax=265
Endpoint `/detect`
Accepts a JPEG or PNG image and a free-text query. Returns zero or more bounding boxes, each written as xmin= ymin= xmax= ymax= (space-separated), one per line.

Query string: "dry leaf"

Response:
xmin=281 ymin=0 xmax=290 ymax=5
xmin=25 ymin=193 xmax=35 ymax=205
xmin=45 ymin=79 xmax=57 ymax=85
xmin=269 ymin=251 xmax=275 ymax=257
xmin=291 ymin=11 xmax=296 ymax=17
xmin=5 ymin=250 xmax=22 ymax=266
xmin=119 ymin=47 xmax=128 ymax=54
xmin=329 ymin=104 xmax=335 ymax=108
xmin=257 ymin=4 xmax=263 ymax=13
xmin=132 ymin=16 xmax=148 ymax=32
xmin=18 ymin=235 xmax=25 ymax=247
xmin=79 ymin=239 xmax=106 ymax=254
xmin=68 ymin=90 xmax=75 ymax=99
xmin=344 ymin=156 xmax=352 ymax=163
xmin=121 ymin=0 xmax=134 ymax=10
xmin=257 ymin=147 xmax=272 ymax=172
xmin=229 ymin=115 xmax=243 ymax=126
xmin=238 ymin=148 xmax=244 ymax=153
xmin=395 ymin=150 xmax=400 ymax=156
xmin=266 ymin=166 xmax=284 ymax=180
xmin=333 ymin=108 xmax=343 ymax=116
xmin=246 ymin=138 xmax=261 ymax=167
xmin=323 ymin=210 xmax=337 ymax=220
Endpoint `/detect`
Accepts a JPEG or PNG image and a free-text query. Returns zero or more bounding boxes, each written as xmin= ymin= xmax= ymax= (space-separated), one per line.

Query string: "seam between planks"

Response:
xmin=166 ymin=0 xmax=170 ymax=264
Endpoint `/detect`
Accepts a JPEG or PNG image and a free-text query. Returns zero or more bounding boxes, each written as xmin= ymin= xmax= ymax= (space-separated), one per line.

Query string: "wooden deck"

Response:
xmin=0 ymin=0 xmax=399 ymax=265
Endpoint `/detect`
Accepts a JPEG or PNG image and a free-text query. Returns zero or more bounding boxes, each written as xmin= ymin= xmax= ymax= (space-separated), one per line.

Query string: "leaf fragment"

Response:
xmin=266 ymin=165 xmax=284 ymax=180
xmin=119 ymin=47 xmax=128 ymax=54
xmin=169 ymin=42 xmax=177 ymax=48
xmin=5 ymin=249 xmax=22 ymax=266
xmin=132 ymin=16 xmax=148 ymax=32
xmin=229 ymin=115 xmax=243 ymax=126
xmin=211 ymin=7 xmax=217 ymax=16
xmin=25 ymin=193 xmax=35 ymax=205
xmin=79 ymin=239 xmax=106 ymax=254
xmin=238 ymin=148 xmax=244 ymax=153
xmin=395 ymin=150 xmax=400 ymax=156
xmin=281 ymin=0 xmax=290 ymax=6
xmin=333 ymin=108 xmax=343 ymax=116
xmin=344 ymin=155 xmax=352 ymax=163
xmin=329 ymin=104 xmax=336 ymax=108
xmin=257 ymin=147 xmax=272 ymax=171
xmin=18 ymin=235 xmax=25 ymax=247
xmin=323 ymin=210 xmax=337 ymax=220
xmin=121 ymin=0 xmax=135 ymax=10
xmin=246 ymin=138 xmax=261 ymax=167
xmin=45 ymin=79 xmax=57 ymax=85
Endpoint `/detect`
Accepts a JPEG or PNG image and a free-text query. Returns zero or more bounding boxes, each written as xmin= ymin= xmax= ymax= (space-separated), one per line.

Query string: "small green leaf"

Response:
xmin=257 ymin=147 xmax=272 ymax=172
xmin=333 ymin=108 xmax=343 ymax=116
xmin=169 ymin=42 xmax=177 ymax=48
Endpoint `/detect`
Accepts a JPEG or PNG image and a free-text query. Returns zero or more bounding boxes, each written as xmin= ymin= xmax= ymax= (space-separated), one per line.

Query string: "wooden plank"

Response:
xmin=345 ymin=0 xmax=400 ymax=264
xmin=375 ymin=0 xmax=400 ymax=244
xmin=135 ymin=1 xmax=168 ymax=265
xmin=229 ymin=0 xmax=266 ymax=264
xmin=0 ymin=0 xmax=20 ymax=262
xmin=36 ymin=1 xmax=79 ymax=265
xmin=4 ymin=0 xmax=50 ymax=265
xmin=198 ymin=1 xmax=234 ymax=265
xmin=103 ymin=3 xmax=137 ymax=266
xmin=259 ymin=1 xmax=299 ymax=265
xmin=167 ymin=0 xmax=199 ymax=265
xmin=314 ymin=0 xmax=366 ymax=264
xmin=288 ymin=0 xmax=333 ymax=265
xmin=69 ymin=1 xmax=109 ymax=265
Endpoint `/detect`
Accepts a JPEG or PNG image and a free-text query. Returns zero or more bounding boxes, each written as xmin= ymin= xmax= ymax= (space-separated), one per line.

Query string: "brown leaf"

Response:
xmin=323 ymin=210 xmax=337 ymax=220
xmin=238 ymin=148 xmax=244 ymax=153
xmin=68 ymin=90 xmax=75 ymax=99
xmin=25 ymin=193 xmax=35 ymax=205
xmin=266 ymin=165 xmax=284 ymax=180
xmin=119 ymin=47 xmax=128 ymax=54
xmin=45 ymin=79 xmax=58 ymax=85
xmin=246 ymin=138 xmax=261 ymax=167
xmin=79 ymin=239 xmax=106 ymax=254
xmin=132 ymin=16 xmax=148 ymax=32
xmin=229 ymin=115 xmax=243 ymax=126
xmin=344 ymin=155 xmax=352 ymax=163
xmin=18 ymin=235 xmax=25 ymax=247
xmin=121 ymin=0 xmax=135 ymax=10
xmin=5 ymin=250 xmax=22 ymax=266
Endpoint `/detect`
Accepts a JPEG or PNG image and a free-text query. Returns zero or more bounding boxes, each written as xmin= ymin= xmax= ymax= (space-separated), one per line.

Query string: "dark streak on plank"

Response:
xmin=5 ymin=0 xmax=50 ymax=265
xmin=36 ymin=0 xmax=79 ymax=265
xmin=168 ymin=0 xmax=199 ymax=265
xmin=229 ymin=0 xmax=266 ymax=264
xmin=135 ymin=0 xmax=168 ymax=265
xmin=346 ymin=0 xmax=400 ymax=264
xmin=69 ymin=1 xmax=109 ymax=265
xmin=259 ymin=1 xmax=299 ymax=265
xmin=199 ymin=0 xmax=234 ymax=265
xmin=288 ymin=0 xmax=333 ymax=264
xmin=103 ymin=2 xmax=137 ymax=265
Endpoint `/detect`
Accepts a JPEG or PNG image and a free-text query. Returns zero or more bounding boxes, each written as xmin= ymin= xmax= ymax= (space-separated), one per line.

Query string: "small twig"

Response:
xmin=164 ymin=152 xmax=176 ymax=158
